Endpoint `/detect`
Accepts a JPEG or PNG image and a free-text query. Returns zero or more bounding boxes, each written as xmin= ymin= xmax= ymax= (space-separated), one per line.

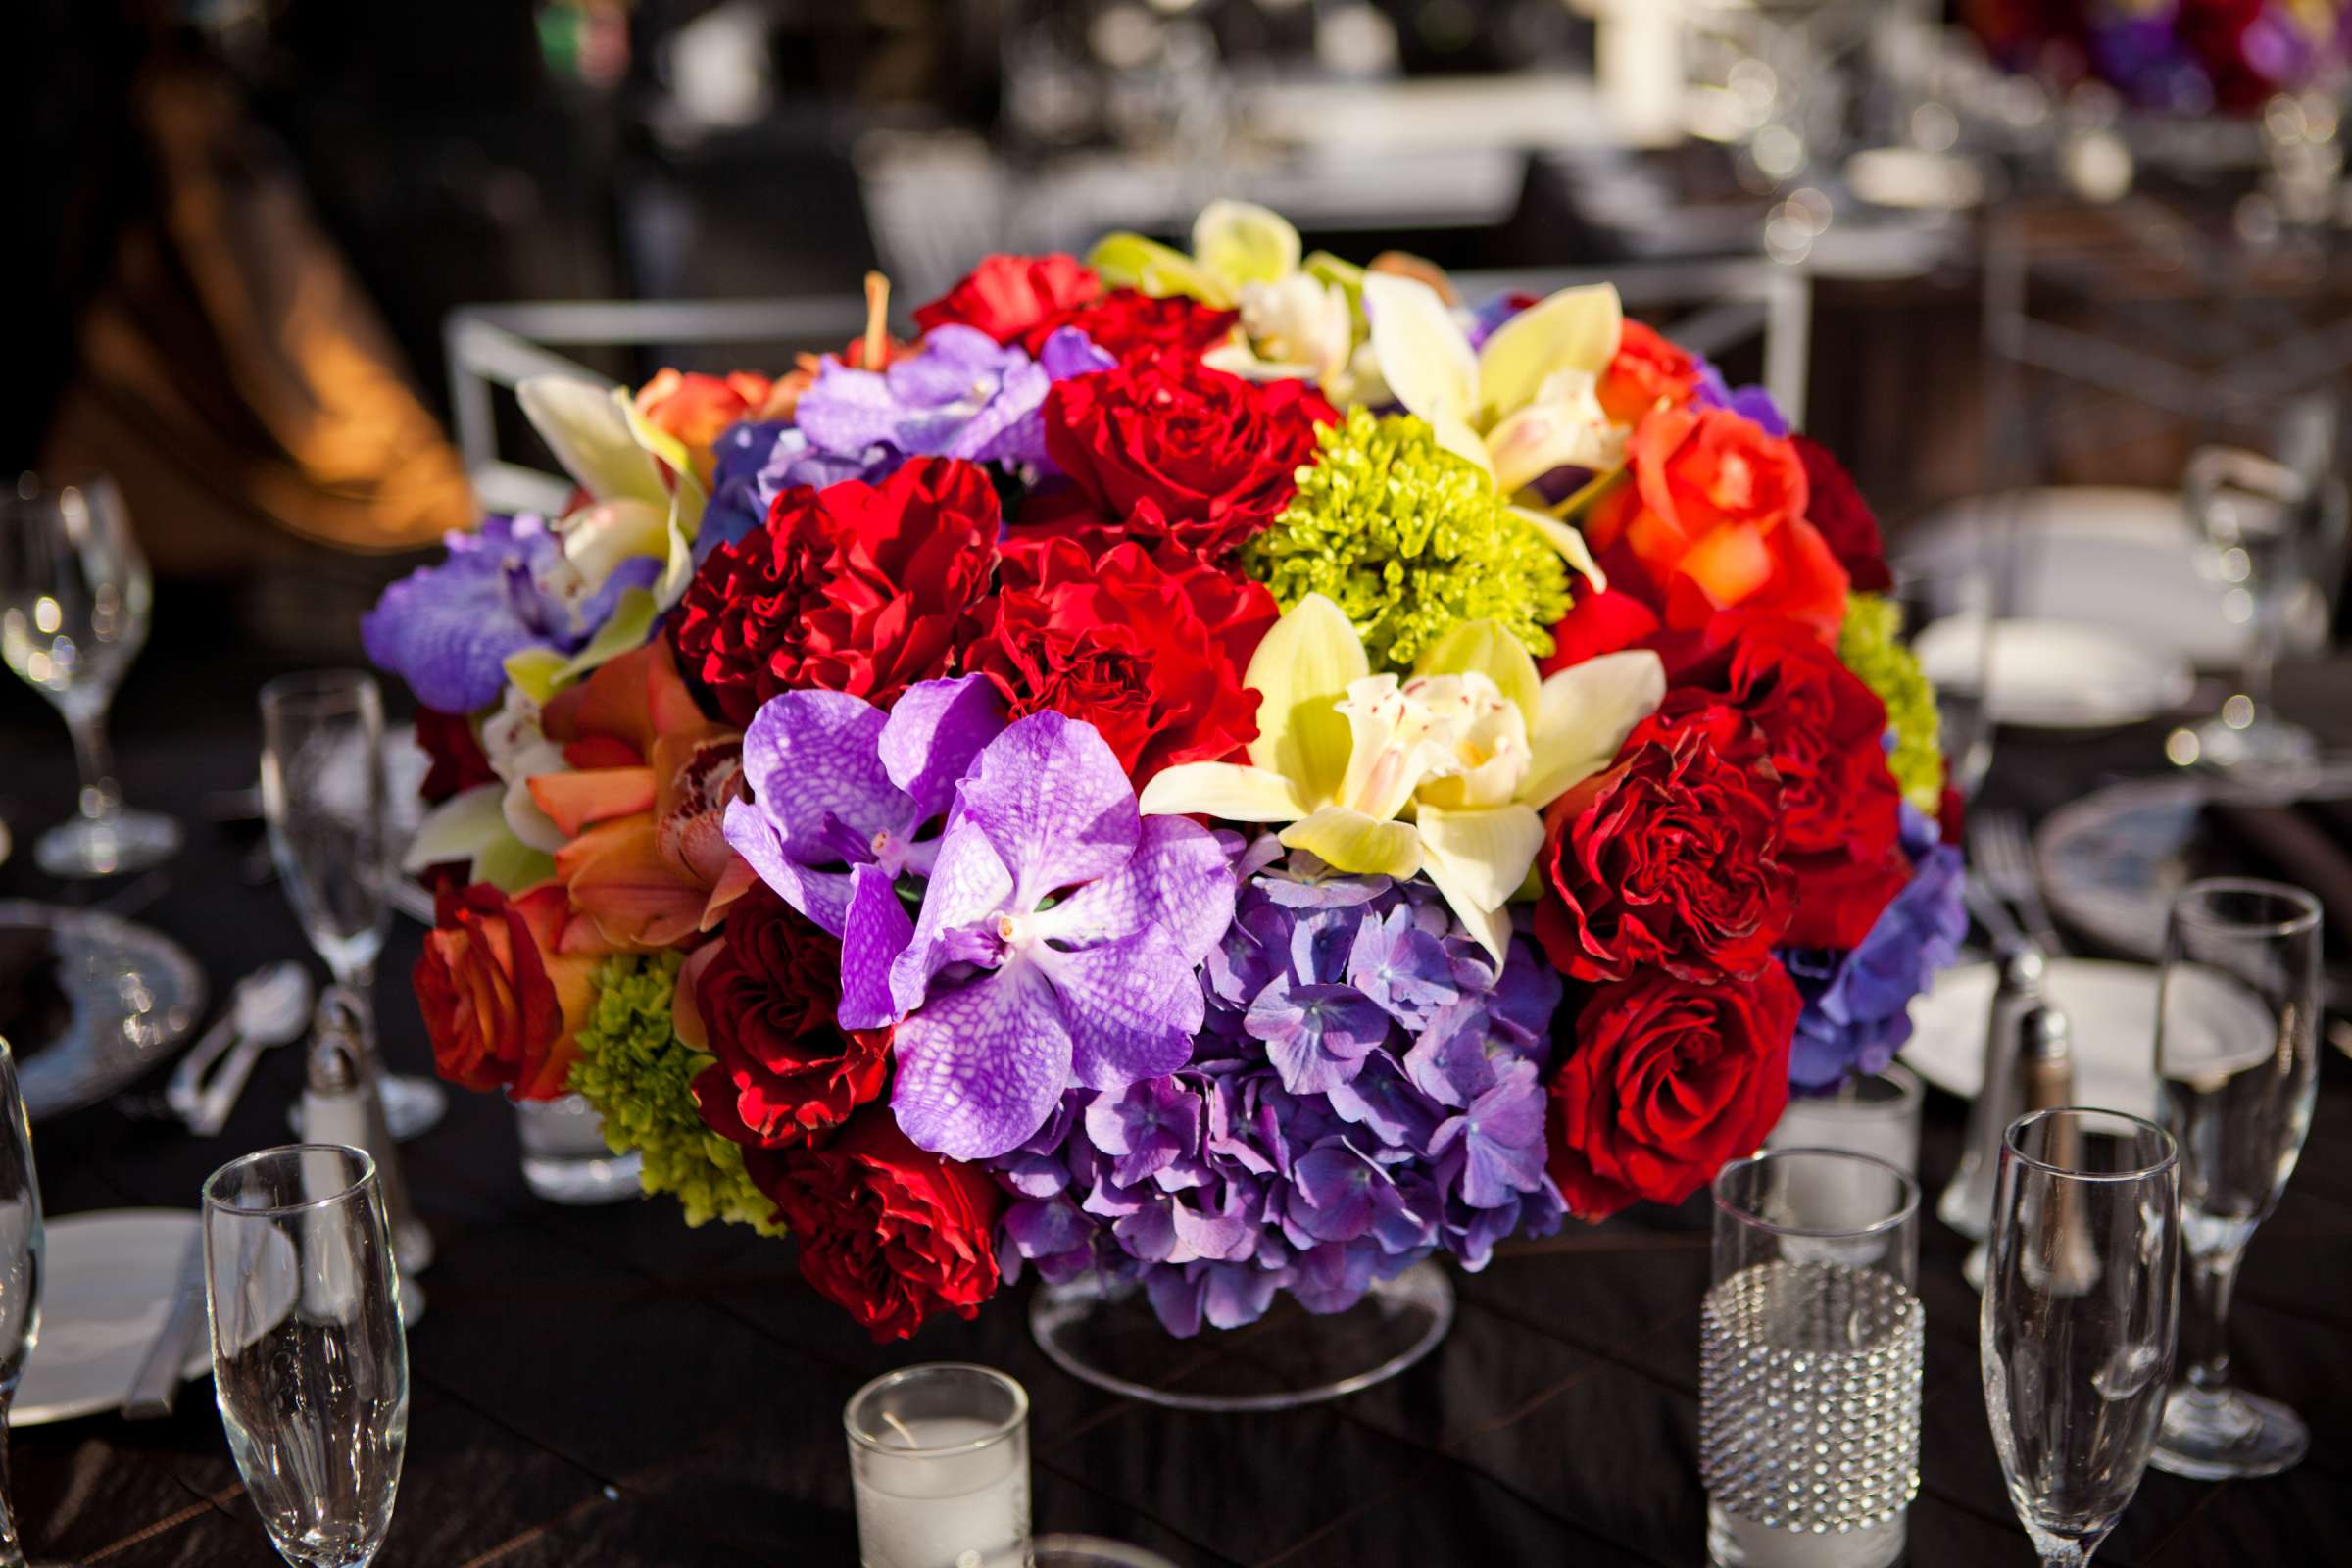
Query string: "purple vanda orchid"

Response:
xmin=793 ymin=324 xmax=1114 ymax=478
xmin=871 ymin=712 xmax=1237 ymax=1162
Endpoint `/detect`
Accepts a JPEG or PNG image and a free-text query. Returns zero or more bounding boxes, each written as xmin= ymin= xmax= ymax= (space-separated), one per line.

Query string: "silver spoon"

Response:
xmin=165 ymin=962 xmax=315 ymax=1135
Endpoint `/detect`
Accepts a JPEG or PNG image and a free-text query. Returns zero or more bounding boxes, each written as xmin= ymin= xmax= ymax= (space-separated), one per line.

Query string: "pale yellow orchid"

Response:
xmin=1361 ymin=272 xmax=1628 ymax=499
xmin=1137 ymin=595 xmax=1664 ymax=960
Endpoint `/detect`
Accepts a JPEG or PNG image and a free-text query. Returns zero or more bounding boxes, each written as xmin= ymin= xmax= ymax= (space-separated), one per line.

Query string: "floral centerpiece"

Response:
xmin=1966 ymin=0 xmax=2351 ymax=114
xmin=368 ymin=202 xmax=1963 ymax=1343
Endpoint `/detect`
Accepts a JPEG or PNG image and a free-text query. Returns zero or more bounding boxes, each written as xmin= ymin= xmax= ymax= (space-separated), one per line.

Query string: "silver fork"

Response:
xmin=1970 ymin=808 xmax=2063 ymax=955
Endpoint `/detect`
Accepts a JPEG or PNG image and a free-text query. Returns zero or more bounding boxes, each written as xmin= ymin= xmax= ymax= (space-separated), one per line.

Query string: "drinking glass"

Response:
xmin=0 ymin=1042 xmax=45 ymax=1568
xmin=1701 ymin=1150 xmax=1923 ymax=1568
xmin=1766 ymin=1064 xmax=1925 ymax=1174
xmin=0 ymin=474 xmax=181 ymax=876
xmin=2179 ymin=447 xmax=2327 ymax=776
xmin=261 ymin=673 xmax=444 ymax=1141
xmin=1983 ymin=1108 xmax=2180 ymax=1568
xmin=2150 ymin=877 xmax=2322 ymax=1479
xmin=204 ymin=1145 xmax=409 ymax=1568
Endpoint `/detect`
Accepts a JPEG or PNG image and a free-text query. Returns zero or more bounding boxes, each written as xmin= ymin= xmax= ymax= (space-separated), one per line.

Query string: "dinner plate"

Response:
xmin=12 ymin=1210 xmax=213 ymax=1426
xmin=1903 ymin=958 xmax=2162 ymax=1117
xmin=1 ymin=903 xmax=205 ymax=1122
xmin=1913 ymin=616 xmax=2195 ymax=729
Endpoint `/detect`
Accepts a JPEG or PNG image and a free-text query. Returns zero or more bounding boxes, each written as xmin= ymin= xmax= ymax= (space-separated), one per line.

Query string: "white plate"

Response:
xmin=12 ymin=1210 xmax=209 ymax=1426
xmin=1914 ymin=617 xmax=2195 ymax=729
xmin=1904 ymin=958 xmax=2162 ymax=1118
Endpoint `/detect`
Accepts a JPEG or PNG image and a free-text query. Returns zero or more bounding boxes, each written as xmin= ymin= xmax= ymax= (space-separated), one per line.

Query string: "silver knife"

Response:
xmin=122 ymin=1231 xmax=207 ymax=1420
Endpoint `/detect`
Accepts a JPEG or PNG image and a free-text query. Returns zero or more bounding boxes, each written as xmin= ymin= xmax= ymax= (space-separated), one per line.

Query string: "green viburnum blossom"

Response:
xmin=568 ymin=952 xmax=783 ymax=1236
xmin=1838 ymin=592 xmax=1945 ymax=816
xmin=1244 ymin=408 xmax=1572 ymax=673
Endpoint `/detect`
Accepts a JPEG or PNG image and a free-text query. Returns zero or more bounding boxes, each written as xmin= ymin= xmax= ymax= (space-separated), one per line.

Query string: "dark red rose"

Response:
xmin=967 ymin=535 xmax=1273 ymax=781
xmin=414 ymin=707 xmax=496 ymax=804
xmin=1652 ymin=612 xmax=1907 ymax=950
xmin=415 ymin=883 xmax=604 ymax=1102
xmin=1536 ymin=700 xmax=1794 ymax=985
xmin=1547 ymin=961 xmax=1798 ymax=1219
xmin=751 ymin=1108 xmax=1004 ymax=1342
xmin=913 ymin=254 xmax=1102 ymax=355
xmin=1043 ymin=356 xmax=1334 ymax=566
xmin=691 ymin=886 xmax=891 ymax=1148
xmin=670 ymin=458 xmax=1000 ymax=724
xmin=1053 ymin=288 xmax=1239 ymax=363
xmin=1791 ymin=434 xmax=1892 ymax=593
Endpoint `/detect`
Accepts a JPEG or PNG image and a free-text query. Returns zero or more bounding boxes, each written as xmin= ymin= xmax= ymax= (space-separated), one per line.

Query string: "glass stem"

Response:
xmin=66 ymin=709 xmax=122 ymax=822
xmin=2182 ymin=1247 xmax=2245 ymax=1392
xmin=2241 ymin=614 xmax=2279 ymax=722
xmin=0 ymin=1393 xmax=24 ymax=1568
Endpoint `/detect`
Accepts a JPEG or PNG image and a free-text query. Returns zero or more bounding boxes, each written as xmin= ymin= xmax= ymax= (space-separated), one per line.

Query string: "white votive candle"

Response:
xmin=1709 ymin=1503 xmax=1905 ymax=1568
xmin=847 ymin=1364 xmax=1031 ymax=1568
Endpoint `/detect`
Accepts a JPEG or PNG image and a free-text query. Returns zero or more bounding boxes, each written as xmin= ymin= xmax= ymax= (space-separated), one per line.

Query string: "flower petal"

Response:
xmin=517 ymin=376 xmax=671 ymax=510
xmin=1193 ymin=199 xmax=1301 ymax=290
xmin=1411 ymin=618 xmax=1542 ymax=731
xmin=1031 ymin=814 xmax=1236 ymax=963
xmin=1512 ymin=506 xmax=1610 ymax=593
xmin=1415 ymin=803 xmax=1545 ymax=962
xmin=1087 ymin=231 xmax=1233 ymax=307
xmin=402 ymin=784 xmax=509 ymax=874
xmin=888 ymin=818 xmax=1017 ymax=1014
xmin=955 ymin=712 xmax=1139 ymax=911
xmin=838 ymin=862 xmax=916 ymax=1030
xmin=1487 ymin=397 xmax=1620 ymax=496
xmin=1280 ymin=806 xmax=1424 ymax=881
xmin=1137 ymin=761 xmax=1305 ymax=823
xmin=1242 ymin=593 xmax=1367 ymax=807
xmin=891 ymin=959 xmax=1074 ymax=1159
xmin=1475 ymin=283 xmax=1623 ymax=418
xmin=1028 ymin=929 xmax=1199 ymax=1090
xmin=878 ymin=675 xmax=1005 ymax=821
xmin=721 ymin=796 xmax=853 ymax=935
xmin=1519 ymin=650 xmax=1665 ymax=808
xmin=736 ymin=689 xmax=906 ymax=862
xmin=1363 ymin=273 xmax=1479 ymax=432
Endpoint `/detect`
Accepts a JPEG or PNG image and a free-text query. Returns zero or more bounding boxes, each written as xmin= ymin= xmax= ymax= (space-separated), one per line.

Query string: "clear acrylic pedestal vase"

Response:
xmin=1030 ymin=1259 xmax=1453 ymax=1412
xmin=514 ymin=1093 xmax=642 ymax=1205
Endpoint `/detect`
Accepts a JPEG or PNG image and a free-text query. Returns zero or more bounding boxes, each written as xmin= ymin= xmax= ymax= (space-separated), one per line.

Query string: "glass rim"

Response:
xmin=1710 ymin=1146 xmax=1921 ymax=1241
xmin=2002 ymin=1106 xmax=2179 ymax=1183
xmin=843 ymin=1362 xmax=1029 ymax=1458
xmin=202 ymin=1143 xmax=379 ymax=1217
xmin=9 ymin=470 xmax=120 ymax=505
xmin=2170 ymin=876 xmax=2322 ymax=938
xmin=259 ymin=668 xmax=384 ymax=713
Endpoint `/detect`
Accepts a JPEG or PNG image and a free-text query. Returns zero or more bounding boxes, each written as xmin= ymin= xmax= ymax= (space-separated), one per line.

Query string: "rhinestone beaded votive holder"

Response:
xmin=1699 ymin=1259 xmax=1924 ymax=1537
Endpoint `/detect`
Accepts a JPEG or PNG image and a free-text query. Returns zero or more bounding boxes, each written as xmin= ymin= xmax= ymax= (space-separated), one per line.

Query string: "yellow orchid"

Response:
xmin=1361 ymin=271 xmax=1627 ymax=499
xmin=1137 ymin=595 xmax=1664 ymax=961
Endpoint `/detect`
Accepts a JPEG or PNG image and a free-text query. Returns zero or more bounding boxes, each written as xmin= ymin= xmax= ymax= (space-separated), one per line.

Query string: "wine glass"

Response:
xmin=1983 ymin=1107 xmax=2180 ymax=1568
xmin=0 ymin=474 xmax=182 ymax=876
xmin=260 ymin=672 xmax=445 ymax=1141
xmin=204 ymin=1145 xmax=409 ymax=1568
xmin=2150 ymin=877 xmax=2322 ymax=1479
xmin=1894 ymin=554 xmax=1998 ymax=803
xmin=0 ymin=1041 xmax=45 ymax=1568
xmin=2177 ymin=447 xmax=2328 ymax=776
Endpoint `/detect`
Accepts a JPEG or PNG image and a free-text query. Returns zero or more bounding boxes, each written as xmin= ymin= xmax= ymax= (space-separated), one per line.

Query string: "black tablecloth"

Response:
xmin=4 ymin=644 xmax=2350 ymax=1568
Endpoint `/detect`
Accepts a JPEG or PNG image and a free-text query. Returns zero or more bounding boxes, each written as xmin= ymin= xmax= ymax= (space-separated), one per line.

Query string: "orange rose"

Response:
xmin=632 ymin=369 xmax=777 ymax=486
xmin=1597 ymin=320 xmax=1702 ymax=426
xmin=416 ymin=882 xmax=608 ymax=1101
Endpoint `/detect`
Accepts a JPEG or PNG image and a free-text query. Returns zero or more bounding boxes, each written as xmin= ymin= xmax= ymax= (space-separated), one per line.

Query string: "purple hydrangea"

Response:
xmin=361 ymin=514 xmax=660 ymax=713
xmin=695 ymin=419 xmax=875 ymax=564
xmin=993 ymin=839 xmax=1566 ymax=1337
xmin=1783 ymin=803 xmax=1968 ymax=1093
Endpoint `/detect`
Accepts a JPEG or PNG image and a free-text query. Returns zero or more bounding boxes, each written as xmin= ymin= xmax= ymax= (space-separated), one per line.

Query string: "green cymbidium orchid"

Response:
xmin=1137 ymin=594 xmax=1664 ymax=960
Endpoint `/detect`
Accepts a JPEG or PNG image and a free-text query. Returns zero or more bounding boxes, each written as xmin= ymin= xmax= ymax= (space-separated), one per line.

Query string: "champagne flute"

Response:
xmin=0 ymin=1042 xmax=44 ymax=1568
xmin=0 ymin=474 xmax=181 ymax=877
xmin=2150 ymin=877 xmax=2321 ymax=1479
xmin=2178 ymin=448 xmax=2325 ymax=776
xmin=260 ymin=673 xmax=445 ymax=1141
xmin=204 ymin=1145 xmax=409 ymax=1568
xmin=1983 ymin=1107 xmax=2180 ymax=1568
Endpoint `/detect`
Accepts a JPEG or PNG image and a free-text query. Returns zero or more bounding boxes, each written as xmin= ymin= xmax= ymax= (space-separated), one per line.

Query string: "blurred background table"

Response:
xmin=3 ymin=619 xmax=2347 ymax=1568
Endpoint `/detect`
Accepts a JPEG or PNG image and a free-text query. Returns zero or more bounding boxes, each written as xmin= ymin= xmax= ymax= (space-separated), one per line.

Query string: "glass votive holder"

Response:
xmin=847 ymin=1363 xmax=1031 ymax=1568
xmin=983 ymin=1536 xmax=1179 ymax=1568
xmin=1702 ymin=1149 xmax=1924 ymax=1568
xmin=514 ymin=1092 xmax=642 ymax=1204
xmin=1765 ymin=1064 xmax=1925 ymax=1173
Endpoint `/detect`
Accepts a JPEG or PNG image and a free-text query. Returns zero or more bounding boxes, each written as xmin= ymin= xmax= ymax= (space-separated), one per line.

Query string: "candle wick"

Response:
xmin=882 ymin=1411 xmax=920 ymax=1449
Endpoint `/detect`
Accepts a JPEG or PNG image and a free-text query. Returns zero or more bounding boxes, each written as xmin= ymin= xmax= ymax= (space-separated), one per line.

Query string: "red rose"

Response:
xmin=415 ymin=883 xmax=607 ymax=1101
xmin=967 ymin=535 xmax=1273 ymax=781
xmin=1536 ymin=700 xmax=1794 ymax=984
xmin=1043 ymin=356 xmax=1333 ymax=565
xmin=691 ymin=886 xmax=891 ymax=1148
xmin=1597 ymin=320 xmax=1703 ymax=426
xmin=414 ymin=707 xmax=495 ymax=804
xmin=913 ymin=254 xmax=1102 ymax=355
xmin=1653 ymin=612 xmax=1906 ymax=950
xmin=1054 ymin=288 xmax=1239 ymax=363
xmin=751 ymin=1109 xmax=1004 ymax=1341
xmin=670 ymin=457 xmax=1000 ymax=724
xmin=1547 ymin=962 xmax=1798 ymax=1219
xmin=1791 ymin=434 xmax=1892 ymax=593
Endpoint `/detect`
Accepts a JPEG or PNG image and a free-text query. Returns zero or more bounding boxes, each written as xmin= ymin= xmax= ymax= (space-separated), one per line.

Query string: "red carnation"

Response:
xmin=670 ymin=458 xmax=1000 ymax=725
xmin=1791 ymin=435 xmax=1893 ymax=593
xmin=1546 ymin=962 xmax=1799 ymax=1220
xmin=751 ymin=1108 xmax=1004 ymax=1342
xmin=692 ymin=886 xmax=891 ymax=1149
xmin=1536 ymin=700 xmax=1794 ymax=985
xmin=1653 ymin=612 xmax=1907 ymax=950
xmin=969 ymin=535 xmax=1274 ymax=782
xmin=1054 ymin=288 xmax=1240 ymax=363
xmin=1043 ymin=356 xmax=1334 ymax=566
xmin=414 ymin=707 xmax=496 ymax=804
xmin=913 ymin=253 xmax=1102 ymax=355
